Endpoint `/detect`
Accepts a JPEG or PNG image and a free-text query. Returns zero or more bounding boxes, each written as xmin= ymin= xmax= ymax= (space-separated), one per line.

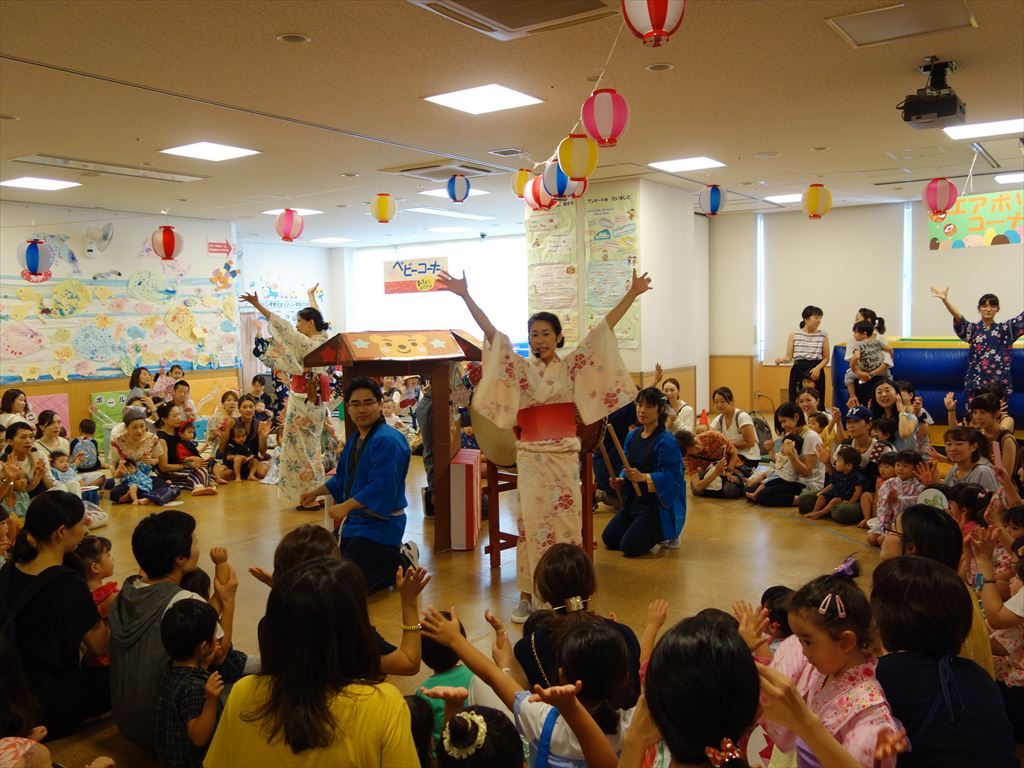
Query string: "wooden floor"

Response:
xmin=50 ymin=456 xmax=880 ymax=767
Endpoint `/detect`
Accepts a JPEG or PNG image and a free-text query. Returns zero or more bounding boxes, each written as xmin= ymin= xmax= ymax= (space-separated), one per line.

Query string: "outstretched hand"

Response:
xmin=421 ymin=605 xmax=463 ymax=647
xmin=435 ymin=270 xmax=469 ymax=298
xmin=732 ymin=600 xmax=770 ymax=653
xmin=239 ymin=291 xmax=260 ymax=307
xmin=630 ymin=269 xmax=653 ymax=297
xmin=528 ymin=680 xmax=583 ymax=708
xmin=930 ymin=286 xmax=949 ymax=301
xmin=396 ymin=566 xmax=431 ymax=603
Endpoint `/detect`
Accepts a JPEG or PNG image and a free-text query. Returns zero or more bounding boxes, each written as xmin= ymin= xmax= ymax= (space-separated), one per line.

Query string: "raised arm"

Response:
xmin=306 ymin=283 xmax=320 ymax=312
xmin=930 ymin=286 xmax=963 ymax=324
xmin=435 ymin=271 xmax=498 ymax=343
xmin=239 ymin=291 xmax=273 ymax=321
xmin=604 ymin=269 xmax=652 ymax=331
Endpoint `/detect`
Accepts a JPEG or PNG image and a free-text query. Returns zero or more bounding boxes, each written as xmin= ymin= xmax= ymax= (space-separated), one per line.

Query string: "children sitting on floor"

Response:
xmin=111 ymin=457 xmax=153 ymax=505
xmin=418 ymin=610 xmax=475 ymax=743
xmin=49 ymin=450 xmax=82 ymax=497
xmin=867 ymin=450 xmax=925 ymax=546
xmin=70 ymin=418 xmax=105 ymax=474
xmin=221 ymin=424 xmax=258 ymax=482
xmin=66 ymin=534 xmax=118 ymax=667
xmin=745 ymin=432 xmax=804 ymax=502
xmin=807 ymin=446 xmax=866 ymax=521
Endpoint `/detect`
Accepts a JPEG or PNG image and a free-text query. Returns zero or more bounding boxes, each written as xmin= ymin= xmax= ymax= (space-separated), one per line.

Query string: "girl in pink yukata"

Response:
xmin=765 ymin=557 xmax=900 ymax=768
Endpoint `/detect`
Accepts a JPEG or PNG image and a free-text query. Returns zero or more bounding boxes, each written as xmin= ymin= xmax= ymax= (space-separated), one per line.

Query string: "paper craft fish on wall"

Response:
xmin=0 ymin=323 xmax=45 ymax=360
xmin=33 ymin=233 xmax=80 ymax=274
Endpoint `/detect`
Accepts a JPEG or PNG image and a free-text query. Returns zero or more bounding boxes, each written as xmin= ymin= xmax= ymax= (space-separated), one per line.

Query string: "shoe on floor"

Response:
xmin=660 ymin=537 xmax=680 ymax=549
xmin=510 ymin=598 xmax=533 ymax=624
xmin=400 ymin=540 xmax=420 ymax=570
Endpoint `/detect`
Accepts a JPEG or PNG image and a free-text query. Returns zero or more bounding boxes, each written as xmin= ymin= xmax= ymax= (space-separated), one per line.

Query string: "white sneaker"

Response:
xmin=510 ymin=598 xmax=533 ymax=624
xmin=400 ymin=540 xmax=420 ymax=570
xmin=660 ymin=537 xmax=680 ymax=549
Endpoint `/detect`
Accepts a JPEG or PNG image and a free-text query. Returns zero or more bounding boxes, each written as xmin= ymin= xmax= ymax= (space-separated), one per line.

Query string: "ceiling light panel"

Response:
xmin=648 ymin=156 xmax=726 ymax=172
xmin=405 ymin=207 xmax=496 ymax=221
xmin=262 ymin=208 xmax=323 ymax=216
xmin=943 ymin=119 xmax=1024 ymax=140
xmin=994 ymin=172 xmax=1023 ymax=185
xmin=428 ymin=226 xmax=473 ymax=233
xmin=425 ymin=84 xmax=542 ymax=115
xmin=418 ymin=188 xmax=490 ymax=198
xmin=0 ymin=176 xmax=81 ymax=190
xmin=764 ymin=194 xmax=803 ymax=204
xmin=310 ymin=237 xmax=354 ymax=244
xmin=160 ymin=142 xmax=261 ymax=161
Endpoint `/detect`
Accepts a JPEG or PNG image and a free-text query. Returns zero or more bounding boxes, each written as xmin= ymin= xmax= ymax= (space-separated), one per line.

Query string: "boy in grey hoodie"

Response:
xmin=108 ymin=510 xmax=236 ymax=751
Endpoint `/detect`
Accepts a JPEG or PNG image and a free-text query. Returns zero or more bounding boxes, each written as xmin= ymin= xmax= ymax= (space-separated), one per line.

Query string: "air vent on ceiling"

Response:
xmin=11 ymin=154 xmax=205 ymax=182
xmin=489 ymin=147 xmax=526 ymax=157
xmin=408 ymin=0 xmax=617 ymax=41
xmin=381 ymin=161 xmax=500 ymax=183
xmin=826 ymin=1 xmax=976 ymax=49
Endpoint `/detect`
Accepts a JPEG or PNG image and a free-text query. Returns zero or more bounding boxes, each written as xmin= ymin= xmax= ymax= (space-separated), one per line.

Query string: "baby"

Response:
xmin=49 ymin=450 xmax=82 ymax=497
xmin=115 ymin=458 xmax=153 ymax=505
xmin=745 ymin=433 xmax=804 ymax=500
xmin=223 ymin=424 xmax=257 ymax=482
xmin=807 ymin=446 xmax=865 ymax=520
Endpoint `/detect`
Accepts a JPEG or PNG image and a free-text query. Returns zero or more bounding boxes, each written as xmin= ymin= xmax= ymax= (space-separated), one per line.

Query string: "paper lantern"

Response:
xmin=571 ymin=177 xmax=589 ymax=199
xmin=557 ymin=133 xmax=599 ymax=182
xmin=371 ymin=193 xmax=398 ymax=223
xmin=447 ymin=173 xmax=470 ymax=203
xmin=274 ymin=208 xmax=304 ymax=242
xmin=524 ymin=175 xmax=557 ymax=211
xmin=511 ymin=168 xmax=532 ymax=199
xmin=17 ymin=238 xmax=54 ymax=283
xmin=542 ymin=161 xmax=581 ymax=200
xmin=580 ymin=89 xmax=630 ymax=147
xmin=922 ymin=177 xmax=958 ymax=217
xmin=151 ymin=225 xmax=183 ymax=260
xmin=697 ymin=185 xmax=727 ymax=216
xmin=802 ymin=184 xmax=832 ymax=219
xmin=622 ymin=0 xmax=686 ymax=47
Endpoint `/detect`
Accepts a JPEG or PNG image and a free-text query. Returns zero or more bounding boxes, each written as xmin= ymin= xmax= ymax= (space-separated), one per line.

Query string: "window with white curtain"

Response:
xmin=346 ymin=236 xmax=528 ymax=342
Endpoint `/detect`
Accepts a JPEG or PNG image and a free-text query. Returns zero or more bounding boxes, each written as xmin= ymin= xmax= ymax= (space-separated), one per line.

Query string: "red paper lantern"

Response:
xmin=580 ymin=89 xmax=630 ymax=147
xmin=274 ymin=208 xmax=305 ymax=242
xmin=922 ymin=178 xmax=958 ymax=217
xmin=524 ymin=175 xmax=557 ymax=211
xmin=151 ymin=225 xmax=183 ymax=260
xmin=622 ymin=0 xmax=685 ymax=47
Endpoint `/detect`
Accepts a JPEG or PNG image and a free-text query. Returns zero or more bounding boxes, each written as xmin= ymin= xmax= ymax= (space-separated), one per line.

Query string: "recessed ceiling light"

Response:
xmin=339 ymin=172 xmax=358 ymax=178
xmin=811 ymin=146 xmax=831 ymax=152
xmin=0 ymin=114 xmax=19 ymax=120
xmin=405 ymin=207 xmax=496 ymax=221
xmin=584 ymin=74 xmax=601 ymax=83
xmin=336 ymin=204 xmax=349 ymax=208
xmin=176 ymin=198 xmax=189 ymax=202
xmin=261 ymin=208 xmax=323 ymax=216
xmin=425 ymin=84 xmax=542 ymax=115
xmin=994 ymin=172 xmax=1024 ymax=185
xmin=428 ymin=226 xmax=473 ymax=234
xmin=944 ymin=119 xmax=1023 ymax=140
xmin=276 ymin=32 xmax=311 ymax=43
xmin=648 ymin=157 xmax=726 ymax=173
xmin=754 ymin=151 xmax=781 ymax=159
xmin=0 ymin=176 xmax=81 ymax=190
xmin=418 ymin=188 xmax=490 ymax=199
xmin=764 ymin=194 xmax=803 ymax=204
xmin=310 ymin=237 xmax=354 ymax=244
xmin=645 ymin=63 xmax=674 ymax=72
xmin=161 ymin=142 xmax=261 ymax=162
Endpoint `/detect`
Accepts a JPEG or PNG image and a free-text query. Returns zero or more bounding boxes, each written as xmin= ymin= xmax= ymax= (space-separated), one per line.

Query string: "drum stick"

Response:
xmin=607 ymin=427 xmax=642 ymax=495
xmin=597 ymin=440 xmax=624 ymax=504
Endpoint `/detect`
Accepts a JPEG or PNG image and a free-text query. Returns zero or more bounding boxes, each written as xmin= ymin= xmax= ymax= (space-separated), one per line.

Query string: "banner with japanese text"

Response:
xmin=928 ymin=190 xmax=1024 ymax=249
xmin=383 ymin=256 xmax=449 ymax=293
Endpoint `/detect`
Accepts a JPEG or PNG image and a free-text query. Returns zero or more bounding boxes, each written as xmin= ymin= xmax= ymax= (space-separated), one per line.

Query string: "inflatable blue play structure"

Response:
xmin=831 ymin=342 xmax=1024 ymax=426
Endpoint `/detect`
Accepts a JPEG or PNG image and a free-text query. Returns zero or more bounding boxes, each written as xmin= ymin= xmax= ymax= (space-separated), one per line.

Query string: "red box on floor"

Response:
xmin=450 ymin=448 xmax=481 ymax=551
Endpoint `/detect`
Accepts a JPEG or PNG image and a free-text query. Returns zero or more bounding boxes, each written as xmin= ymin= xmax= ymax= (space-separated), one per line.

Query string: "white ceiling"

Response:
xmin=0 ymin=0 xmax=1021 ymax=248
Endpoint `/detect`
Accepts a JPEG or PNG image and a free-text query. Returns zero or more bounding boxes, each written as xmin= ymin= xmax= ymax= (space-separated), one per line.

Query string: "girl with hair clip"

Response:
xmin=776 ymin=305 xmax=829 ymax=405
xmin=871 ymin=556 xmax=1018 ymax=766
xmin=931 ymin=287 xmax=1024 ymax=399
xmin=843 ymin=308 xmax=892 ymax=409
xmin=241 ymin=284 xmax=332 ymax=509
xmin=421 ymin=605 xmax=634 ymax=767
xmin=602 ymin=387 xmax=687 ymax=557
xmin=435 ymin=269 xmax=649 ymax=623
xmin=437 ymin=706 xmax=523 ymax=768
xmin=514 ymin=542 xmax=642 ymax=708
xmin=764 ymin=557 xmax=900 ymax=768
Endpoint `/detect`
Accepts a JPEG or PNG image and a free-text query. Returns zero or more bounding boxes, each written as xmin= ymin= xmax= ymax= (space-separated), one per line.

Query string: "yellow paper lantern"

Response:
xmin=557 ymin=133 xmax=599 ymax=181
xmin=371 ymin=193 xmax=398 ymax=223
xmin=511 ymin=168 xmax=532 ymax=199
xmin=802 ymin=183 xmax=832 ymax=219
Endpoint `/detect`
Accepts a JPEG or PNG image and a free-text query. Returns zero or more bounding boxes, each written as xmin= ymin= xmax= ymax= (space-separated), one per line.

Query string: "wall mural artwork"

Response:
xmin=0 ymin=212 xmax=241 ymax=384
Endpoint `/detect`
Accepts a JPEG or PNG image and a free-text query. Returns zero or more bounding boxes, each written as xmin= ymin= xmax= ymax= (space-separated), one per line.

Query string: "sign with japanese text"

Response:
xmin=928 ymin=190 xmax=1024 ymax=250
xmin=383 ymin=257 xmax=449 ymax=294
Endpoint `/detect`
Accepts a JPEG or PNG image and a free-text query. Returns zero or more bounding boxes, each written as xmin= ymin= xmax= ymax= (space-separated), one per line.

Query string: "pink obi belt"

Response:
xmin=515 ymin=403 xmax=576 ymax=442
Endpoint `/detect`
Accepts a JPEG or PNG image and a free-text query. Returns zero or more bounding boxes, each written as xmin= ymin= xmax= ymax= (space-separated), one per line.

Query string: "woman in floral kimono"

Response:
xmin=241 ymin=288 xmax=331 ymax=509
xmin=436 ymin=268 xmax=651 ymax=623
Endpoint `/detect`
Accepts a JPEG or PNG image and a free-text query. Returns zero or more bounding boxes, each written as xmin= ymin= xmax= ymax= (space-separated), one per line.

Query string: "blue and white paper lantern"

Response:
xmin=18 ymin=238 xmax=55 ymax=283
xmin=542 ymin=161 xmax=580 ymax=200
xmin=697 ymin=184 xmax=727 ymax=216
xmin=447 ymin=173 xmax=470 ymax=203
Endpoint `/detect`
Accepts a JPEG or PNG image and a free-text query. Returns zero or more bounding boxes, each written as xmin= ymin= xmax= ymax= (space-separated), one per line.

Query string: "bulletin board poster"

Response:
xmin=241 ymin=276 xmax=324 ymax=319
xmin=927 ymin=190 xmax=1024 ymax=250
xmin=525 ymin=202 xmax=579 ymax=347
xmin=91 ymin=389 xmax=129 ymax=454
xmin=0 ymin=223 xmax=241 ymax=384
xmin=382 ymin=256 xmax=448 ymax=294
xmin=584 ymin=191 xmax=640 ymax=349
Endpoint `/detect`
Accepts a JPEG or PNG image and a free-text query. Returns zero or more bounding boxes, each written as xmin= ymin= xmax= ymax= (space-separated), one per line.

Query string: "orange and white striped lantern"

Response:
xmin=274 ymin=208 xmax=305 ymax=242
xmin=524 ymin=175 xmax=557 ymax=211
xmin=511 ymin=168 xmax=532 ymax=199
xmin=371 ymin=193 xmax=398 ymax=223
xmin=802 ymin=183 xmax=832 ymax=219
xmin=557 ymin=133 xmax=599 ymax=181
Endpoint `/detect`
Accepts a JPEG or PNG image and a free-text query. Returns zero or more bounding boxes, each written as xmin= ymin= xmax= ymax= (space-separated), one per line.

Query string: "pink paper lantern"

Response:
xmin=622 ymin=0 xmax=686 ymax=47
xmin=580 ymin=89 xmax=630 ymax=147
xmin=274 ymin=208 xmax=305 ymax=242
xmin=922 ymin=177 xmax=958 ymax=216
xmin=524 ymin=175 xmax=557 ymax=211
xmin=151 ymin=225 xmax=183 ymax=260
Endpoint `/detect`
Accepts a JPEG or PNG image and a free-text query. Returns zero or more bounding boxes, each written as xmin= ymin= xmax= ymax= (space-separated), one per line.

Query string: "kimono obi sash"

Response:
xmin=515 ymin=403 xmax=576 ymax=442
xmin=290 ymin=373 xmax=330 ymax=404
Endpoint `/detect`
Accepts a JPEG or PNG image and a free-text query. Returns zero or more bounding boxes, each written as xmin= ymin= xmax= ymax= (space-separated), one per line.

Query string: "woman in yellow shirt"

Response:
xmin=204 ymin=557 xmax=418 ymax=767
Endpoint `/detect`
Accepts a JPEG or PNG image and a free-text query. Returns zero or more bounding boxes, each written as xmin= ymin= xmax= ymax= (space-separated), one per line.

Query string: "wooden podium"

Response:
xmin=304 ymin=330 xmax=481 ymax=553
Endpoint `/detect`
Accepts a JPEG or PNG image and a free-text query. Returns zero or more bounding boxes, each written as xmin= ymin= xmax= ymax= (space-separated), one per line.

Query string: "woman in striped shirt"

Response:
xmin=776 ymin=305 xmax=830 ymax=404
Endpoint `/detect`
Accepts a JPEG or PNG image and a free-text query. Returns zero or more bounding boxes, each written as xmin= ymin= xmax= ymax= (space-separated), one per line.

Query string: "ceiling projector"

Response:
xmin=900 ymin=58 xmax=966 ymax=129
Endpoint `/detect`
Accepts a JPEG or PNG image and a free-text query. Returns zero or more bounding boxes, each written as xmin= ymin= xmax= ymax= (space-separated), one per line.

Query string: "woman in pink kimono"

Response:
xmin=241 ymin=289 xmax=331 ymax=509
xmin=437 ymin=268 xmax=651 ymax=623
